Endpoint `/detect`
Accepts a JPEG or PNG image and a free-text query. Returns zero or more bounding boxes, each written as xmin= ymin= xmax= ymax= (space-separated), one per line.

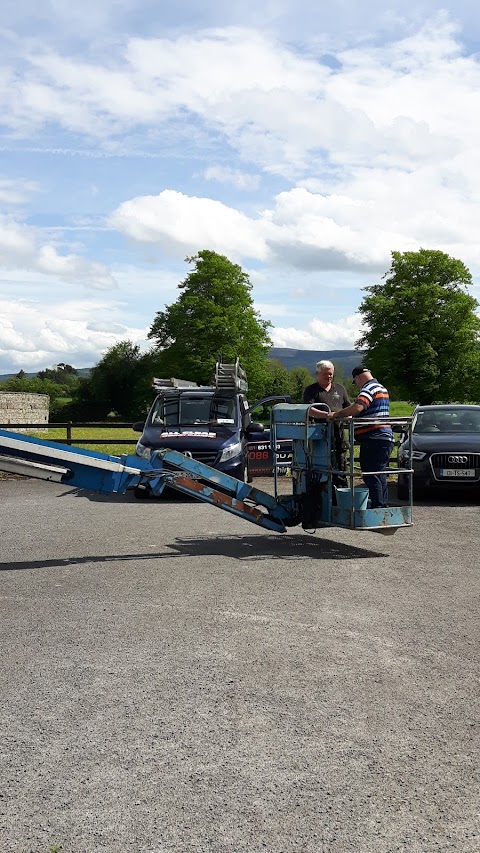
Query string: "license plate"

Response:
xmin=440 ymin=469 xmax=475 ymax=478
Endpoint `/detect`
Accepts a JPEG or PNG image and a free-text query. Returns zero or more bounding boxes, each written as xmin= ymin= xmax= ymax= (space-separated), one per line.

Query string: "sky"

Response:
xmin=1 ymin=0 xmax=480 ymax=373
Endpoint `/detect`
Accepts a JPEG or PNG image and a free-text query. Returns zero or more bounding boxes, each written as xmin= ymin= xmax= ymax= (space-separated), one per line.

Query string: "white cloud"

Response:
xmin=41 ymin=19 xmax=463 ymax=272
xmin=0 ymin=217 xmax=116 ymax=290
xmin=109 ymin=190 xmax=270 ymax=261
xmin=272 ymin=313 xmax=363 ymax=350
xmin=254 ymin=302 xmax=291 ymax=318
xmin=0 ymin=178 xmax=38 ymax=204
xmin=110 ymin=178 xmax=480 ymax=273
xmin=4 ymin=17 xmax=479 ymax=177
xmin=0 ymin=314 xmax=27 ymax=350
xmin=204 ymin=165 xmax=260 ymax=190
xmin=86 ymin=321 xmax=128 ymax=334
xmin=0 ymin=297 xmax=149 ymax=371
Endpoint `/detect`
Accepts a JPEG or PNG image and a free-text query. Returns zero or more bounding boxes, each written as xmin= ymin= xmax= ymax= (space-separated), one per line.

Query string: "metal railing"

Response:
xmin=271 ymin=412 xmax=414 ymax=507
xmin=342 ymin=416 xmax=414 ymax=504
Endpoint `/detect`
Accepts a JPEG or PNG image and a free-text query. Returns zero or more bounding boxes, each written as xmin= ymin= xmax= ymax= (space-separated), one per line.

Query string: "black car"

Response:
xmin=397 ymin=404 xmax=480 ymax=498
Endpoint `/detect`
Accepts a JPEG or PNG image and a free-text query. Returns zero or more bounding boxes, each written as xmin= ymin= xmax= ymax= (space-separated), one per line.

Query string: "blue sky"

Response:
xmin=1 ymin=0 xmax=480 ymax=372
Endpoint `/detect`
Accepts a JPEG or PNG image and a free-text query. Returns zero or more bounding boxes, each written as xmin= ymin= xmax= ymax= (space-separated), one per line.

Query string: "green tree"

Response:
xmin=263 ymin=358 xmax=292 ymax=396
xmin=357 ymin=249 xmax=480 ymax=404
xmin=0 ymin=375 xmax=68 ymax=399
xmin=37 ymin=364 xmax=78 ymax=385
xmin=148 ymin=250 xmax=272 ymax=398
xmin=85 ymin=341 xmax=161 ymax=419
xmin=288 ymin=366 xmax=314 ymax=403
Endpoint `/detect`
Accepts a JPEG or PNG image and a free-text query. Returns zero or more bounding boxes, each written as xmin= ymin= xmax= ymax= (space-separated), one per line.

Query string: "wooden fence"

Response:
xmin=0 ymin=422 xmax=135 ymax=446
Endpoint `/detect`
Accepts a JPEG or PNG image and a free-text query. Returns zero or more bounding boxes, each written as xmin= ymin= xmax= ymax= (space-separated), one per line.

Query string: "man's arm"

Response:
xmin=309 ymin=401 xmax=364 ymax=420
xmin=329 ymin=401 xmax=364 ymax=419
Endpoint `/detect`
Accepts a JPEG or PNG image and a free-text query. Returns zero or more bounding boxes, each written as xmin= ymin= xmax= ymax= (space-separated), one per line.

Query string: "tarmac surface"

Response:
xmin=0 ymin=477 xmax=479 ymax=853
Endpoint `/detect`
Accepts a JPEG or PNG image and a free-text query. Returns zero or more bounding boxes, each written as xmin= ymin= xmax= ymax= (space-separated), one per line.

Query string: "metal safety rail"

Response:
xmin=340 ymin=416 xmax=413 ymax=532
xmin=270 ymin=406 xmax=413 ymax=533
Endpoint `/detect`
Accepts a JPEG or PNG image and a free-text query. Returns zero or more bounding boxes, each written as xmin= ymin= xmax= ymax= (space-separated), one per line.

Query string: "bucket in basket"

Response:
xmin=335 ymin=486 xmax=369 ymax=510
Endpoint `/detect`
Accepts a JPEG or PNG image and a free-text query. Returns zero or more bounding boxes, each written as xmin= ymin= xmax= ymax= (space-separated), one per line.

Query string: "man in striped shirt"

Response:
xmin=310 ymin=366 xmax=393 ymax=508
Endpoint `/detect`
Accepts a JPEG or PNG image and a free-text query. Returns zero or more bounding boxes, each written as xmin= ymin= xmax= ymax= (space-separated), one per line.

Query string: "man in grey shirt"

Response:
xmin=303 ymin=360 xmax=351 ymax=412
xmin=303 ymin=360 xmax=351 ymax=489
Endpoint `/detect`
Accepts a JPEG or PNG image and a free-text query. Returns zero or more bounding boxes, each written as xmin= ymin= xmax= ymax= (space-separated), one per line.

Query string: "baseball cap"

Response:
xmin=351 ymin=365 xmax=369 ymax=378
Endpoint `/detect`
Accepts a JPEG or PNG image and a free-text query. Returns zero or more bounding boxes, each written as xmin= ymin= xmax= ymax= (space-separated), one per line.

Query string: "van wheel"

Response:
xmin=134 ymin=485 xmax=153 ymax=500
xmin=233 ymin=462 xmax=249 ymax=482
xmin=241 ymin=460 xmax=252 ymax=483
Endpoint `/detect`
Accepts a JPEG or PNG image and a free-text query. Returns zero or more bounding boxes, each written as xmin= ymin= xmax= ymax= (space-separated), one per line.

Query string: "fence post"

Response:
xmin=67 ymin=421 xmax=72 ymax=446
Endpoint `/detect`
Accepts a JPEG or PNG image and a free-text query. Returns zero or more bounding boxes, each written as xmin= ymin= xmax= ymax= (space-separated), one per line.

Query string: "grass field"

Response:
xmin=30 ymin=427 xmax=139 ymax=457
xmin=390 ymin=401 xmax=415 ymax=417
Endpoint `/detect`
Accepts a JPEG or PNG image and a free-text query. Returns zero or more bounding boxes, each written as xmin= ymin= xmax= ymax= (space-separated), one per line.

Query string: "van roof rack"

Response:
xmin=151 ymin=377 xmax=200 ymax=391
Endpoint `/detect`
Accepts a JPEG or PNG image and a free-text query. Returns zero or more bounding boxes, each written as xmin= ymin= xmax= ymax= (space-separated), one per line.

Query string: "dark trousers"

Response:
xmin=332 ymin=452 xmax=347 ymax=490
xmin=359 ymin=439 xmax=393 ymax=508
xmin=332 ymin=423 xmax=348 ymax=485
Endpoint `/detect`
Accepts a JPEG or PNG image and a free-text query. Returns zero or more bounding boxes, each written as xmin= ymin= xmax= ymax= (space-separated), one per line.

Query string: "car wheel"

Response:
xmin=397 ymin=476 xmax=409 ymax=501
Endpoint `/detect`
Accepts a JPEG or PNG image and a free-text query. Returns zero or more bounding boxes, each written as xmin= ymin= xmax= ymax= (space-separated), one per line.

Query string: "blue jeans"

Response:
xmin=358 ymin=439 xmax=393 ymax=508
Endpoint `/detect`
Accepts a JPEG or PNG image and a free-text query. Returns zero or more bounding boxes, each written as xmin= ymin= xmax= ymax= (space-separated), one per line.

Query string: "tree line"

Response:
xmin=1 ymin=247 xmax=479 ymax=420
xmin=0 ymin=348 xmax=325 ymax=420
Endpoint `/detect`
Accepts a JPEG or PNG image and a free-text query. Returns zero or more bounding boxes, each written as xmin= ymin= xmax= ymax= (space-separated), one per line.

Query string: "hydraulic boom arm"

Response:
xmin=0 ymin=405 xmax=413 ymax=536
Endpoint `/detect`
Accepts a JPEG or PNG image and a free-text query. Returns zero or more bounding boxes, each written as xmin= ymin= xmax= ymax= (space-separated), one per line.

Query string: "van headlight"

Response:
xmin=136 ymin=441 xmax=152 ymax=460
xmin=219 ymin=441 xmax=242 ymax=462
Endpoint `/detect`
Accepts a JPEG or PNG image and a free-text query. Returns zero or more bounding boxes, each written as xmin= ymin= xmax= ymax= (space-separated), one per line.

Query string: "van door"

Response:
xmin=244 ymin=396 xmax=292 ymax=477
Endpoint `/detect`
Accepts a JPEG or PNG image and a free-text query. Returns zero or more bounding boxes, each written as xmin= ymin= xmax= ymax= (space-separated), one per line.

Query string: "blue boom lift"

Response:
xmin=0 ymin=404 xmax=413 ymax=536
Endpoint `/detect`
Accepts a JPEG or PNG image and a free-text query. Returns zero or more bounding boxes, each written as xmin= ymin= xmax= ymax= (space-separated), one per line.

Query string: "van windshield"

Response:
xmin=150 ymin=394 xmax=237 ymax=427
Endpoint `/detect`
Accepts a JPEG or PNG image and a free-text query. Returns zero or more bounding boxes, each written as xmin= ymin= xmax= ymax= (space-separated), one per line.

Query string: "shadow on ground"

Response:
xmin=67 ymin=480 xmax=480 ymax=509
xmin=395 ymin=489 xmax=480 ymax=507
xmin=0 ymin=534 xmax=386 ymax=572
xmin=65 ymin=486 xmax=205 ymax=503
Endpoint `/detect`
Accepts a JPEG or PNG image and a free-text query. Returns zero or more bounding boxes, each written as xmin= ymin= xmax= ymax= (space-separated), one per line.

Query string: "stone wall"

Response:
xmin=0 ymin=393 xmax=49 ymax=431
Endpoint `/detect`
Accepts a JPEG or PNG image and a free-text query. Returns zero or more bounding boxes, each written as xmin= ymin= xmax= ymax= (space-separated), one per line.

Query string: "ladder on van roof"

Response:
xmin=152 ymin=359 xmax=248 ymax=394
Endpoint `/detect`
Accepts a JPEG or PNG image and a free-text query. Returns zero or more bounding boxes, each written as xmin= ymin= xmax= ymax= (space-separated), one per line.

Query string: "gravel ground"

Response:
xmin=0 ymin=478 xmax=479 ymax=853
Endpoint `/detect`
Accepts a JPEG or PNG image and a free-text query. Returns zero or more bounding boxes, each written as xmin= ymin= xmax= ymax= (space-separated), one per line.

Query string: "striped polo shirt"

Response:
xmin=354 ymin=378 xmax=393 ymax=439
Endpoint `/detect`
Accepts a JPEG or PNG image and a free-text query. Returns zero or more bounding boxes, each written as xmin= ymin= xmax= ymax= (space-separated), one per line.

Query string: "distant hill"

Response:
xmin=0 ymin=351 xmax=362 ymax=383
xmin=269 ymin=348 xmax=362 ymax=377
xmin=0 ymin=367 xmax=91 ymax=382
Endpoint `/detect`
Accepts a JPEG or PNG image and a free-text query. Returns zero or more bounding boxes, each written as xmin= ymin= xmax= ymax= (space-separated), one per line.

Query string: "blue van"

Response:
xmin=132 ymin=361 xmax=290 ymax=498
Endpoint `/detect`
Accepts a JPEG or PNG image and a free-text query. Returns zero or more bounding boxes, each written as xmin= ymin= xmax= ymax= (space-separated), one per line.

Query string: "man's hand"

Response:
xmin=309 ymin=406 xmax=329 ymax=419
xmin=329 ymin=412 xmax=352 ymax=421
